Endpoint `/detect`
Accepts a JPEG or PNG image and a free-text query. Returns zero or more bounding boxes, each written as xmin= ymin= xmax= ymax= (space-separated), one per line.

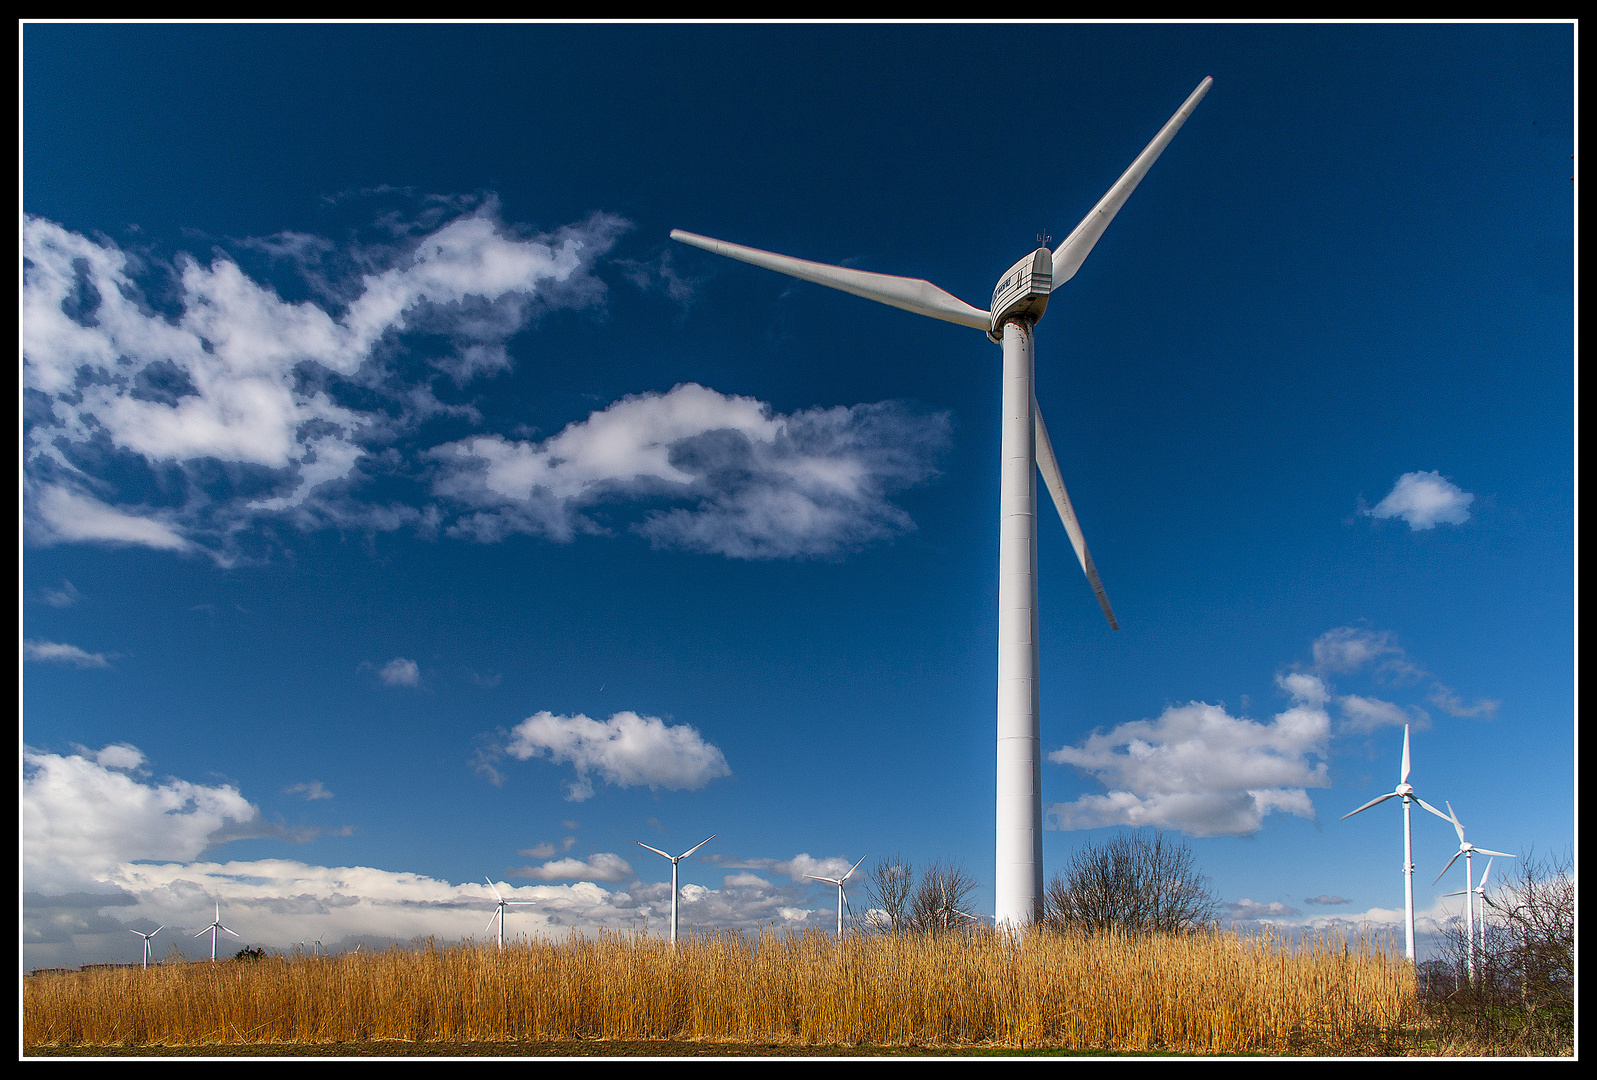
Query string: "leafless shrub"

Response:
xmin=1042 ymin=830 xmax=1217 ymax=936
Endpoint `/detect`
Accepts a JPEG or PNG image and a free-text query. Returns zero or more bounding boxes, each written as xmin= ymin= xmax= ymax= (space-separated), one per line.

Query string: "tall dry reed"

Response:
xmin=24 ymin=927 xmax=1416 ymax=1053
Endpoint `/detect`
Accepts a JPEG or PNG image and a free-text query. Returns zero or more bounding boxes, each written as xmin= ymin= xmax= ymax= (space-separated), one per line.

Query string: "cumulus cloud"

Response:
xmin=19 ymin=742 xmax=821 ymax=969
xmin=1046 ymin=691 xmax=1331 ymax=837
xmin=22 ymin=744 xmax=262 ymax=893
xmin=435 ymin=384 xmax=949 ymax=559
xmin=24 ymin=639 xmax=111 ymax=669
xmin=492 ymin=711 xmax=731 ymax=801
xmin=512 ymin=853 xmax=635 ymax=883
xmin=22 ymin=207 xmax=625 ymax=557
xmin=1364 ymin=470 xmax=1474 ymax=530
xmin=379 ymin=657 xmax=421 ymax=687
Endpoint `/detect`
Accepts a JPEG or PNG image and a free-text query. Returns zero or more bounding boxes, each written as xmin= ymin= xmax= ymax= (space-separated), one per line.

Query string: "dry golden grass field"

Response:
xmin=23 ymin=927 xmax=1443 ymax=1056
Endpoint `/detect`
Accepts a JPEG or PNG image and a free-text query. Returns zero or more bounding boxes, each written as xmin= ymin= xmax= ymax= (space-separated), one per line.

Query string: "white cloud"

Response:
xmin=512 ymin=853 xmax=635 ymax=882
xmin=1275 ymin=671 xmax=1329 ymax=707
xmin=23 ymin=639 xmax=111 ymax=669
xmin=435 ymin=385 xmax=949 ymax=559
xmin=1365 ymin=470 xmax=1474 ymax=530
xmin=22 ymin=208 xmax=626 ymax=555
xmin=1046 ymin=700 xmax=1331 ymax=837
xmin=28 ymin=483 xmax=191 ymax=552
xmin=499 ymin=710 xmax=731 ymax=801
xmin=40 ymin=579 xmax=81 ymax=607
xmin=1311 ymin=627 xmax=1400 ymax=674
xmin=286 ymin=781 xmax=334 ymax=801
xmin=22 ymin=745 xmax=261 ymax=893
xmin=1225 ymin=898 xmax=1302 ymax=920
xmin=1338 ymin=693 xmax=1423 ymax=733
xmin=1428 ymin=686 xmax=1501 ymax=719
xmin=712 ymin=852 xmax=864 ymax=885
xmin=379 ymin=657 xmax=420 ymax=687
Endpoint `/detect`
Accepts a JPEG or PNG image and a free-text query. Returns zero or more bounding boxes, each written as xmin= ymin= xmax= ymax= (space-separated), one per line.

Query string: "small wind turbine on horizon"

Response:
xmin=804 ymin=856 xmax=868 ymax=941
xmin=128 ymin=925 xmax=164 ymax=969
xmin=484 ymin=877 xmax=534 ymax=950
xmin=1434 ymin=802 xmax=1514 ymax=985
xmin=636 ymin=834 xmax=715 ymax=946
xmin=1340 ymin=725 xmax=1453 ymax=963
xmin=193 ymin=901 xmax=239 ymax=962
xmin=671 ymin=78 xmax=1213 ymax=930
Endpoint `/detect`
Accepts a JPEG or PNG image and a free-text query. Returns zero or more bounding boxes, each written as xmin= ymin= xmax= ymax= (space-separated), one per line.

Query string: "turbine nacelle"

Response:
xmin=1396 ymin=783 xmax=1414 ymax=797
xmin=987 ymin=247 xmax=1053 ymax=341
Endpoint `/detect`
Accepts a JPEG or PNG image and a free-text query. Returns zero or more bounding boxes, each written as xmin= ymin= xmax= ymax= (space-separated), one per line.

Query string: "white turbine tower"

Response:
xmin=128 ymin=925 xmax=164 ymax=969
xmin=804 ymin=856 xmax=868 ymax=941
xmin=1434 ymin=802 xmax=1514 ymax=985
xmin=671 ymin=78 xmax=1212 ymax=931
xmin=193 ymin=901 xmax=239 ymax=962
xmin=1444 ymin=855 xmax=1500 ymax=979
xmin=636 ymin=834 xmax=715 ymax=946
xmin=1339 ymin=724 xmax=1452 ymax=962
xmin=484 ymin=877 xmax=534 ymax=950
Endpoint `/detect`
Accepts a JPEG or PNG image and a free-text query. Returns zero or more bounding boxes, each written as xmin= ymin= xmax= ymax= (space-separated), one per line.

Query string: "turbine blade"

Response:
xmin=635 ymin=841 xmax=672 ymax=860
xmin=678 ymin=834 xmax=716 ymax=860
xmin=1034 ymin=398 xmax=1118 ymax=629
xmin=1051 ymin=77 xmax=1213 ymax=287
xmin=1339 ymin=791 xmax=1397 ymax=819
xmin=843 ymin=855 xmax=868 ymax=881
xmin=670 ymin=230 xmax=991 ymax=331
xmin=221 ymin=925 xmax=240 ymax=938
xmin=486 ymin=913 xmax=500 ymax=934
xmin=1442 ymin=890 xmax=1469 ymax=897
xmin=153 ymin=926 xmax=164 ymax=935
xmin=1416 ymin=797 xmax=1452 ymax=823
xmin=129 ymin=929 xmax=145 ymax=937
xmin=1434 ymin=849 xmax=1463 ymax=884
xmin=1401 ymin=725 xmax=1411 ymax=785
xmin=1478 ymin=858 xmax=1495 ymax=891
xmin=1474 ymin=848 xmax=1515 ymax=859
xmin=485 ymin=876 xmax=503 ymax=900
xmin=1445 ymin=801 xmax=1466 ymax=844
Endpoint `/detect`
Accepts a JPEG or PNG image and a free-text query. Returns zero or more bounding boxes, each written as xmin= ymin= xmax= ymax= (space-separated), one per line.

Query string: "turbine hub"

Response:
xmin=1396 ymin=783 xmax=1414 ymax=797
xmin=988 ymin=247 xmax=1052 ymax=341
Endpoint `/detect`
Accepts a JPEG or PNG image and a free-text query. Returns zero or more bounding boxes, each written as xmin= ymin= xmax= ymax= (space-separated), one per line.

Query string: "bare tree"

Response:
xmin=1043 ymin=830 xmax=1217 ymax=936
xmin=863 ymin=855 xmax=915 ymax=935
xmin=907 ymin=861 xmax=979 ymax=936
xmin=1482 ymin=849 xmax=1574 ymax=1024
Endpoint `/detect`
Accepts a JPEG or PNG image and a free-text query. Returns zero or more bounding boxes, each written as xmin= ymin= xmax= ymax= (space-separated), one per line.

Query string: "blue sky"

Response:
xmin=22 ymin=22 xmax=1573 ymax=968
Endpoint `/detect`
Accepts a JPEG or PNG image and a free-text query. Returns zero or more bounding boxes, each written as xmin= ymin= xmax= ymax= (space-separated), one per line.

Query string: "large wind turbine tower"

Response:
xmin=672 ymin=78 xmax=1212 ymax=929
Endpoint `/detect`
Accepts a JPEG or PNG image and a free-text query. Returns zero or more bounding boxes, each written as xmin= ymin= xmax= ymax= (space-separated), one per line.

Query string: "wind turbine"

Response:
xmin=193 ymin=901 xmax=239 ymax=962
xmin=636 ymin=834 xmax=715 ymax=946
xmin=128 ymin=925 xmax=164 ymax=969
xmin=1340 ymin=724 xmax=1452 ymax=962
xmin=1434 ymin=802 xmax=1514 ymax=985
xmin=671 ymin=78 xmax=1212 ymax=930
xmin=1444 ymin=855 xmax=1498 ymax=979
xmin=804 ymin=856 xmax=868 ymax=940
xmin=484 ymin=877 xmax=534 ymax=950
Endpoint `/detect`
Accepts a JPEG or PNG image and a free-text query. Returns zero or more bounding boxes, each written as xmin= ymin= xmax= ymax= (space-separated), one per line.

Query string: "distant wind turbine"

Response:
xmin=193 ymin=901 xmax=239 ymax=962
xmin=804 ymin=856 xmax=868 ymax=940
xmin=1434 ymin=802 xmax=1514 ymax=985
xmin=1340 ymin=724 xmax=1453 ymax=962
xmin=636 ymin=834 xmax=715 ymax=946
xmin=484 ymin=877 xmax=534 ymax=950
xmin=128 ymin=925 xmax=164 ymax=969
xmin=672 ymin=78 xmax=1213 ymax=929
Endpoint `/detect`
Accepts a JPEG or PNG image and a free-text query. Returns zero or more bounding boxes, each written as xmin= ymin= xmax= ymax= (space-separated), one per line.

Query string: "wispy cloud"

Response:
xmin=1363 ymin=470 xmax=1474 ymax=530
xmin=285 ymin=781 xmax=334 ymax=801
xmin=40 ymin=579 xmax=81 ymax=607
xmin=24 ymin=640 xmax=112 ymax=669
xmin=1225 ymin=898 xmax=1302 ymax=920
xmin=435 ymin=384 xmax=949 ymax=560
xmin=488 ymin=710 xmax=731 ymax=801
